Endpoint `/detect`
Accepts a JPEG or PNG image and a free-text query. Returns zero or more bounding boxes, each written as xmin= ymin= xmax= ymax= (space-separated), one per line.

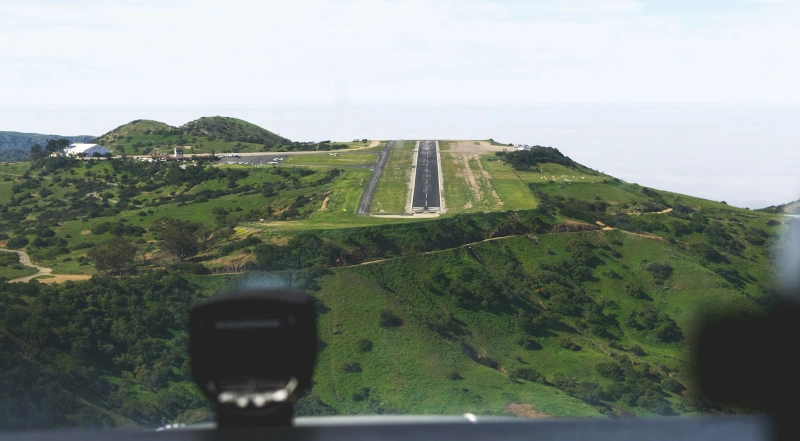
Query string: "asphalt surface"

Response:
xmin=357 ymin=140 xmax=396 ymax=216
xmin=411 ymin=140 xmax=441 ymax=212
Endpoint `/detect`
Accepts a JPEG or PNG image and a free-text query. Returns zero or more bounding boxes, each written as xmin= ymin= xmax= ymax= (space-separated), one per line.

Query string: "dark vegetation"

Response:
xmin=248 ymin=210 xmax=552 ymax=273
xmin=0 ymin=157 xmax=341 ymax=267
xmin=0 ymin=150 xmax=28 ymax=162
xmin=0 ymin=273 xmax=209 ymax=429
xmin=495 ymin=146 xmax=575 ymax=171
xmin=0 ymin=267 xmax=337 ymax=430
xmin=0 ymin=132 xmax=93 ymax=160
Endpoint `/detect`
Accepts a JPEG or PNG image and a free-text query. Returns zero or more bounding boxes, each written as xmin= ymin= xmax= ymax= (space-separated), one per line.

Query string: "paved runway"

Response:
xmin=357 ymin=140 xmax=396 ymax=215
xmin=411 ymin=140 xmax=441 ymax=212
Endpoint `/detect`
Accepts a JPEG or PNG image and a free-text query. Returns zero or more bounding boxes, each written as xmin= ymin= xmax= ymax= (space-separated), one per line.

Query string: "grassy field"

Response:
xmin=479 ymin=157 xmax=537 ymax=211
xmin=371 ymin=140 xmax=416 ymax=214
xmin=347 ymin=141 xmax=387 ymax=153
xmin=0 ymin=264 xmax=38 ymax=280
xmin=284 ymin=153 xmax=377 ymax=167
xmin=514 ymin=163 xmax=608 ymax=185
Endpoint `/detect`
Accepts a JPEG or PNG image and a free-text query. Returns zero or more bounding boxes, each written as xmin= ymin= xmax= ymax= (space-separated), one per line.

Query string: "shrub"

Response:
xmin=6 ymin=236 xmax=29 ymax=248
xmin=551 ymin=373 xmax=576 ymax=390
xmin=647 ymin=263 xmax=673 ymax=282
xmin=341 ymin=362 xmax=362 ymax=373
xmin=662 ymin=377 xmax=685 ymax=394
xmin=557 ymin=336 xmax=581 ymax=351
xmin=522 ymin=339 xmax=542 ymax=350
xmin=478 ymin=357 xmax=499 ymax=369
xmin=766 ymin=219 xmax=781 ymax=227
xmin=167 ymin=261 xmax=210 ymax=275
xmin=596 ymin=362 xmax=625 ymax=381
xmin=637 ymin=393 xmax=672 ymax=415
xmin=447 ymin=370 xmax=463 ymax=380
xmin=624 ymin=283 xmax=647 ymax=299
xmin=356 ymin=339 xmax=373 ymax=352
xmin=513 ymin=368 xmax=545 ymax=383
xmin=351 ymin=388 xmax=370 ymax=402
xmin=630 ymin=345 xmax=646 ymax=356
xmin=655 ymin=321 xmax=684 ymax=343
xmin=379 ymin=310 xmax=403 ymax=328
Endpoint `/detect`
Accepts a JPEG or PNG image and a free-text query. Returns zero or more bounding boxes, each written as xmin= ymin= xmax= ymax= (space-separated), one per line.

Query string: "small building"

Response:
xmin=66 ymin=143 xmax=111 ymax=157
xmin=174 ymin=147 xmax=184 ymax=159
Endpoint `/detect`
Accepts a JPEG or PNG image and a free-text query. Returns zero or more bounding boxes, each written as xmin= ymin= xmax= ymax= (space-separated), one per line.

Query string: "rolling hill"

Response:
xmin=93 ymin=116 xmax=291 ymax=155
xmin=758 ymin=199 xmax=800 ymax=215
xmin=0 ymin=141 xmax=787 ymax=430
xmin=0 ymin=131 xmax=95 ymax=162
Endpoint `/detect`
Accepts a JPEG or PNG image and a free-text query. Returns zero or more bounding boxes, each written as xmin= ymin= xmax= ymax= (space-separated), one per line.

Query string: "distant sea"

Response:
xmin=5 ymin=104 xmax=799 ymax=209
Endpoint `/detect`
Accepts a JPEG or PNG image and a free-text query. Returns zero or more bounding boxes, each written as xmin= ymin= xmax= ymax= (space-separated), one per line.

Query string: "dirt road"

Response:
xmin=0 ymin=248 xmax=91 ymax=283
xmin=0 ymin=248 xmax=52 ymax=282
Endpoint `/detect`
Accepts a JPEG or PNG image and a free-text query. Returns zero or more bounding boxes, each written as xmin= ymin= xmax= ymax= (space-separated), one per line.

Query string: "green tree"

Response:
xmin=87 ymin=237 xmax=136 ymax=274
xmin=161 ymin=226 xmax=199 ymax=260
xmin=29 ymin=143 xmax=44 ymax=160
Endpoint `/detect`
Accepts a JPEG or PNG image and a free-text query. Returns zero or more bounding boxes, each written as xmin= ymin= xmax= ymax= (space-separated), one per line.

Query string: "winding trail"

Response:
xmin=0 ymin=248 xmax=52 ymax=282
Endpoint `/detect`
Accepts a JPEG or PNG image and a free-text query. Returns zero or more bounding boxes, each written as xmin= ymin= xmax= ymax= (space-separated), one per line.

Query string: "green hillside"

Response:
xmin=181 ymin=116 xmax=288 ymax=146
xmin=94 ymin=117 xmax=291 ymax=156
xmin=0 ymin=146 xmax=787 ymax=430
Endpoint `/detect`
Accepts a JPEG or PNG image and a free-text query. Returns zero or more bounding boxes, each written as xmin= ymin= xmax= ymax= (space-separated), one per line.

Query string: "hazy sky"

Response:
xmin=3 ymin=0 xmax=800 ymax=113
xmin=2 ymin=0 xmax=800 ymax=207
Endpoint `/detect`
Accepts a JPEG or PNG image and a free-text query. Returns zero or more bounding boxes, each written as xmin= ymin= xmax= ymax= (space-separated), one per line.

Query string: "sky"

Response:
xmin=1 ymin=0 xmax=800 ymax=208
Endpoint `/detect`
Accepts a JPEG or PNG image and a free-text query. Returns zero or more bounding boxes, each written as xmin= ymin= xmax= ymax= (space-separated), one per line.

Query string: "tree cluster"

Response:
xmin=495 ymin=146 xmax=575 ymax=171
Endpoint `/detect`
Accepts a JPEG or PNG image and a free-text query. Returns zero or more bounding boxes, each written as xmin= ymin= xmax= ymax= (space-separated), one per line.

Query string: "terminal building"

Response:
xmin=66 ymin=143 xmax=111 ymax=157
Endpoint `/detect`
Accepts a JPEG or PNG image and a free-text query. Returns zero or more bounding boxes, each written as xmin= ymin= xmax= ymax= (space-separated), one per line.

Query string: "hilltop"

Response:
xmin=94 ymin=116 xmax=291 ymax=156
xmin=758 ymin=199 xmax=800 ymax=215
xmin=0 ymin=140 xmax=787 ymax=429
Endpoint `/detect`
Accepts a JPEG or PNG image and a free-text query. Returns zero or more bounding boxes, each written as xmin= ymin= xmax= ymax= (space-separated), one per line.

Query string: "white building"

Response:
xmin=66 ymin=143 xmax=111 ymax=157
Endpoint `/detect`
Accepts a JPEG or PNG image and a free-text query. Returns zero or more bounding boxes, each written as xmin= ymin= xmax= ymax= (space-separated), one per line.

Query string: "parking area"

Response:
xmin=216 ymin=154 xmax=286 ymax=166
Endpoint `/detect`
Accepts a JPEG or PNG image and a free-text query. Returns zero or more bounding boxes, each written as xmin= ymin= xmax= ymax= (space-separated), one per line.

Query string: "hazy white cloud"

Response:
xmin=1 ymin=0 xmax=800 ymax=111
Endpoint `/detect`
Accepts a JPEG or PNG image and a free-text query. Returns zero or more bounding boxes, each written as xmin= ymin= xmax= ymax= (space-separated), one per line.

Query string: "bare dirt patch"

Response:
xmin=474 ymin=154 xmax=503 ymax=207
xmin=36 ymin=274 xmax=93 ymax=284
xmin=446 ymin=140 xmax=508 ymax=153
xmin=80 ymin=229 xmax=91 ymax=235
xmin=320 ymin=197 xmax=331 ymax=211
xmin=504 ymin=403 xmax=552 ymax=419
xmin=207 ymin=254 xmax=255 ymax=274
xmin=450 ymin=141 xmax=503 ymax=208
xmin=449 ymin=142 xmax=503 ymax=210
